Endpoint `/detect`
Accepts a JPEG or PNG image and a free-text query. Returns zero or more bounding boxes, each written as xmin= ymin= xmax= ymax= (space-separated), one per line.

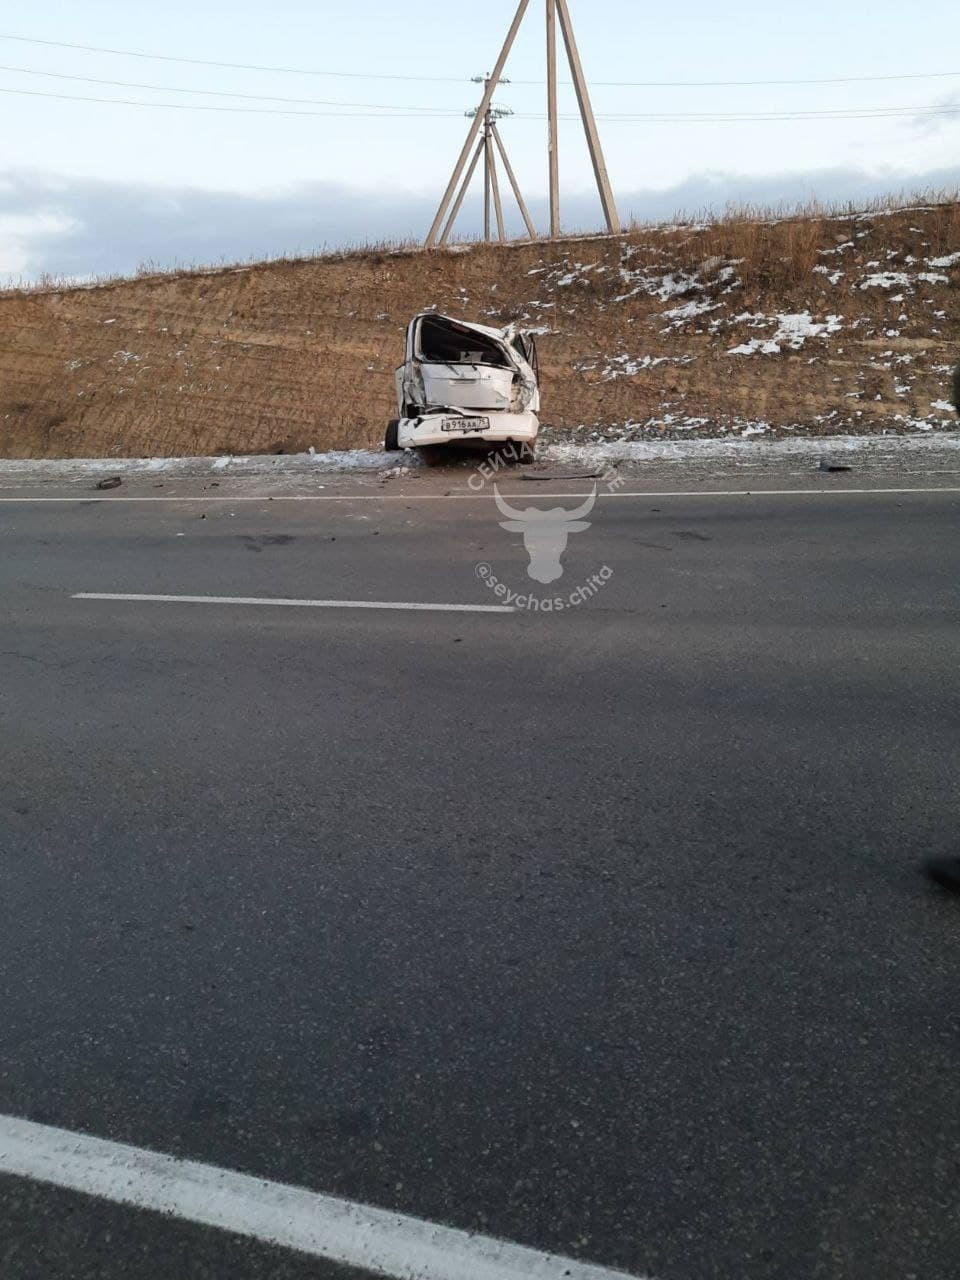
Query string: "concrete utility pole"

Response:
xmin=426 ymin=0 xmax=619 ymax=247
xmin=554 ymin=0 xmax=620 ymax=235
xmin=439 ymin=77 xmax=527 ymax=246
xmin=491 ymin=123 xmax=537 ymax=239
xmin=483 ymin=116 xmax=493 ymax=241
xmin=425 ymin=0 xmax=531 ymax=247
xmin=546 ymin=0 xmax=560 ymax=237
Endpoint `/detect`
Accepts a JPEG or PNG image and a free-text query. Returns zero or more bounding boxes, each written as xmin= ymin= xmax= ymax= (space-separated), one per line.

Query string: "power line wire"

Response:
xmin=546 ymin=105 xmax=959 ymax=121
xmin=0 ymin=85 xmax=468 ymax=117
xmin=0 ymin=32 xmax=467 ymax=82
xmin=538 ymin=108 xmax=956 ymax=121
xmin=0 ymin=60 xmax=954 ymax=123
xmin=521 ymin=73 xmax=960 ymax=88
xmin=0 ymin=62 xmax=461 ymax=111
xmin=1 ymin=31 xmax=959 ymax=89
xmin=1 ymin=82 xmax=955 ymax=123
xmin=4 ymin=64 xmax=954 ymax=120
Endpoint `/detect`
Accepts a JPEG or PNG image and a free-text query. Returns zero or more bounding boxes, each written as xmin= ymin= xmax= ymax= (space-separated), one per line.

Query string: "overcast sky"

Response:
xmin=1 ymin=0 xmax=959 ymax=282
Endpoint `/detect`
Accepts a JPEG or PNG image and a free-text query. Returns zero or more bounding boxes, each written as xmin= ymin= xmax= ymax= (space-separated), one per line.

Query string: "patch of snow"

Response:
xmin=931 ymin=399 xmax=955 ymax=414
xmin=576 ymin=352 xmax=695 ymax=380
xmin=0 ymin=450 xmax=413 ymax=481
xmin=729 ymin=338 xmax=782 ymax=356
xmin=542 ymin=432 xmax=960 ymax=469
xmin=4 ymin=430 xmax=953 ymax=483
xmin=727 ymin=312 xmax=842 ymax=355
xmin=860 ymin=272 xmax=912 ymax=290
xmin=614 ymin=266 xmax=705 ymax=305
xmin=776 ymin=312 xmax=843 ymax=347
xmin=655 ymin=272 xmax=703 ymax=301
xmin=858 ymin=267 xmax=947 ymax=289
xmin=660 ymin=299 xmax=720 ymax=324
xmin=929 ymin=251 xmax=960 ymax=268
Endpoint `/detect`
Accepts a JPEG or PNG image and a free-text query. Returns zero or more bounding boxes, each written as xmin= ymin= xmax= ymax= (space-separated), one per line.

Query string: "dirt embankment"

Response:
xmin=0 ymin=201 xmax=957 ymax=458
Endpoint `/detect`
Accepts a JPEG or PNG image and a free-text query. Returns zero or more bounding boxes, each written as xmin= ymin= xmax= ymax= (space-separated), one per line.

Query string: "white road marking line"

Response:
xmin=2 ymin=486 xmax=960 ymax=502
xmin=0 ymin=1114 xmax=645 ymax=1280
xmin=73 ymin=592 xmax=515 ymax=615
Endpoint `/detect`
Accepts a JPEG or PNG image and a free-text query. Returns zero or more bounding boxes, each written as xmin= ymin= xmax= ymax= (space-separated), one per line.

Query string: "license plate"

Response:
xmin=440 ymin=417 xmax=490 ymax=433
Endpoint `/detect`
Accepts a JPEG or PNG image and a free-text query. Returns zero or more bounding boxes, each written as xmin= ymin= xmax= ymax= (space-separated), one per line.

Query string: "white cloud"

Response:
xmin=0 ymin=210 xmax=77 ymax=277
xmin=1 ymin=164 xmax=959 ymax=286
xmin=913 ymin=93 xmax=960 ymax=135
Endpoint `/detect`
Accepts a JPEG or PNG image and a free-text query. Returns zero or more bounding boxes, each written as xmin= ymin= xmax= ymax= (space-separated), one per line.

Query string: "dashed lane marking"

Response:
xmin=73 ymin=592 xmax=515 ymax=614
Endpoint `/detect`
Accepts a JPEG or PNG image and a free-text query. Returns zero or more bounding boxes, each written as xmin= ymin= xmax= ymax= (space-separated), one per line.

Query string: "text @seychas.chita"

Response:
xmin=475 ymin=562 xmax=614 ymax=611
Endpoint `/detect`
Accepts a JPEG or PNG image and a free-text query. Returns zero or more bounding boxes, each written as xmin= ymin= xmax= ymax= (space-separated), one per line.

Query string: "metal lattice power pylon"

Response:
xmin=425 ymin=0 xmax=620 ymax=247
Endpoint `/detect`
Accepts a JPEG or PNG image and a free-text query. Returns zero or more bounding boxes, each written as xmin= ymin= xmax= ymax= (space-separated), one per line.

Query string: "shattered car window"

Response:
xmin=418 ymin=316 xmax=511 ymax=368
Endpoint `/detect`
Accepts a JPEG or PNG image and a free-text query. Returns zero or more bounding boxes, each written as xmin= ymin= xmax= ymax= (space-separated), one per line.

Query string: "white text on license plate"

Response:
xmin=441 ymin=418 xmax=489 ymax=433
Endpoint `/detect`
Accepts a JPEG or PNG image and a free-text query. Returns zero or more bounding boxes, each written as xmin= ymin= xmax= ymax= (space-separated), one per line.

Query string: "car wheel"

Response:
xmin=384 ymin=419 xmax=401 ymax=451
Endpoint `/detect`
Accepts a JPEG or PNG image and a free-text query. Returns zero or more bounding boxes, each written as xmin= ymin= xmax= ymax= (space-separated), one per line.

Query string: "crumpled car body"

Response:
xmin=388 ymin=313 xmax=541 ymax=451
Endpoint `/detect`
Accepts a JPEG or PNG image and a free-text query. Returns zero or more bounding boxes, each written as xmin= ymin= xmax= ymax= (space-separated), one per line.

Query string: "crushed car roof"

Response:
xmin=411 ymin=312 xmax=528 ymax=343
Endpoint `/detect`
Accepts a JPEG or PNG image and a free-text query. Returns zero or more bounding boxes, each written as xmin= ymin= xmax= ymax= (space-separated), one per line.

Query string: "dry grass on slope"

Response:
xmin=0 ymin=196 xmax=957 ymax=459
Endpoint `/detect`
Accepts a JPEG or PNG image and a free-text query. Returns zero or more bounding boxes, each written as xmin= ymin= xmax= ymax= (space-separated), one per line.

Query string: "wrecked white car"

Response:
xmin=385 ymin=313 xmax=541 ymax=455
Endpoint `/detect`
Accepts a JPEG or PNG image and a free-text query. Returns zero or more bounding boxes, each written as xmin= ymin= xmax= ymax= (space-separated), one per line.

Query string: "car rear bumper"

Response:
xmin=396 ymin=412 xmax=539 ymax=449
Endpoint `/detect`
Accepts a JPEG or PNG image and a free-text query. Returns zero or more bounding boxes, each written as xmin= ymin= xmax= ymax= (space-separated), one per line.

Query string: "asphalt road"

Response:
xmin=2 ymin=461 xmax=960 ymax=1280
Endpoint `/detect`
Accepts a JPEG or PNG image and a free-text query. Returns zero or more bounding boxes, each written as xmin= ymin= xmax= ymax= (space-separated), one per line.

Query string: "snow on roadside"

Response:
xmin=0 ymin=449 xmax=399 ymax=480
xmin=5 ymin=432 xmax=957 ymax=486
xmin=660 ymin=299 xmax=721 ymax=327
xmin=860 ymin=270 xmax=949 ymax=289
xmin=573 ymin=353 xmax=695 ymax=380
xmin=543 ymin=432 xmax=959 ymax=469
xmin=728 ymin=312 xmax=843 ymax=356
xmin=611 ymin=250 xmax=708 ymax=304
